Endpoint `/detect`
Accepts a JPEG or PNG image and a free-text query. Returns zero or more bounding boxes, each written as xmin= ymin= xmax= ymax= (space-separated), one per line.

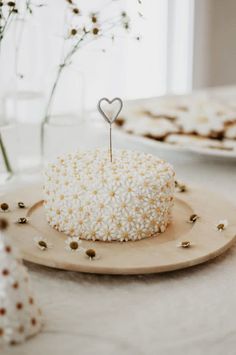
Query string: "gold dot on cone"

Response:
xmin=31 ymin=318 xmax=37 ymax=326
xmin=0 ymin=308 xmax=6 ymax=316
xmin=0 ymin=218 xmax=8 ymax=230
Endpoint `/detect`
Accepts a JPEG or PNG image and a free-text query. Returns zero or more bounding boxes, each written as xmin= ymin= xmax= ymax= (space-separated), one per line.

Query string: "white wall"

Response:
xmin=193 ymin=0 xmax=236 ymax=89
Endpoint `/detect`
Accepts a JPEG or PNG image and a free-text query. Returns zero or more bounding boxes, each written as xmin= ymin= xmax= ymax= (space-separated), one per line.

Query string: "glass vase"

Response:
xmin=0 ymin=11 xmax=47 ymax=178
xmin=3 ymin=90 xmax=45 ymax=174
xmin=42 ymin=66 xmax=85 ymax=163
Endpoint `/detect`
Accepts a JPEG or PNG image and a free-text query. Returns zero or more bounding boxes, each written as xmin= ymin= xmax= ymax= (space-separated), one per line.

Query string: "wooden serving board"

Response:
xmin=1 ymin=183 xmax=236 ymax=274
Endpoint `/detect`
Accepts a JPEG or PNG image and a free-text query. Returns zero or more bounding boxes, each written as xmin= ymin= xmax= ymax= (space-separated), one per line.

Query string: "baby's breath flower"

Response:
xmin=17 ymin=217 xmax=28 ymax=224
xmin=188 ymin=214 xmax=199 ymax=223
xmin=177 ymin=241 xmax=192 ymax=248
xmin=70 ymin=28 xmax=77 ymax=36
xmin=72 ymin=7 xmax=80 ymax=15
xmin=7 ymin=1 xmax=16 ymax=7
xmin=92 ymin=27 xmax=100 ymax=36
xmin=65 ymin=236 xmax=83 ymax=253
xmin=86 ymin=248 xmax=96 ymax=259
xmin=123 ymin=22 xmax=130 ymax=30
xmin=216 ymin=219 xmax=228 ymax=232
xmin=175 ymin=180 xmax=187 ymax=192
xmin=0 ymin=203 xmax=9 ymax=212
xmin=18 ymin=201 xmax=26 ymax=209
xmin=34 ymin=236 xmax=52 ymax=251
xmin=90 ymin=13 xmax=97 ymax=23
xmin=43 ymin=0 xmax=142 ymax=127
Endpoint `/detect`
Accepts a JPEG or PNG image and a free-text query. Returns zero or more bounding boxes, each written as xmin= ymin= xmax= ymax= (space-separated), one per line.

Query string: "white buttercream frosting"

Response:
xmin=43 ymin=149 xmax=175 ymax=242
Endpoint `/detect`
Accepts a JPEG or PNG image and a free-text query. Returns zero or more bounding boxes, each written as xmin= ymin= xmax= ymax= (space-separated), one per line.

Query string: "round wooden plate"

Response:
xmin=1 ymin=183 xmax=236 ymax=274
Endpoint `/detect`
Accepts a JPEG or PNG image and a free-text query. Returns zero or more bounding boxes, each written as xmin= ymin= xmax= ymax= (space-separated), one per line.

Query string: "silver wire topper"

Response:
xmin=97 ymin=97 xmax=123 ymax=163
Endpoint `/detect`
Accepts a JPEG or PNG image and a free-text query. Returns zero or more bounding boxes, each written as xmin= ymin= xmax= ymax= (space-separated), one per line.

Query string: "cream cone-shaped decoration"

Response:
xmin=0 ymin=219 xmax=42 ymax=346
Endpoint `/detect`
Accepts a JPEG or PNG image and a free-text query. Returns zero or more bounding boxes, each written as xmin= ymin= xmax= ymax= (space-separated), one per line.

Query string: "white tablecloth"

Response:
xmin=1 ymin=129 xmax=236 ymax=355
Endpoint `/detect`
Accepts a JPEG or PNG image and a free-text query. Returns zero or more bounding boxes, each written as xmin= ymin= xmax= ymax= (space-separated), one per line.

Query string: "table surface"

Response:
xmin=1 ymin=92 xmax=236 ymax=355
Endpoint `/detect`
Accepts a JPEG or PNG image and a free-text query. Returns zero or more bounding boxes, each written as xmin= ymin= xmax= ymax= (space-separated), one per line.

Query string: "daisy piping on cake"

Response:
xmin=44 ymin=149 xmax=175 ymax=242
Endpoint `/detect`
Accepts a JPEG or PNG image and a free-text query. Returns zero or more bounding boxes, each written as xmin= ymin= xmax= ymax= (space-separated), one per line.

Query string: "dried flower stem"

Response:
xmin=40 ymin=31 xmax=89 ymax=155
xmin=40 ymin=0 xmax=142 ymax=156
xmin=43 ymin=16 xmax=124 ymax=126
xmin=0 ymin=6 xmax=15 ymax=176
xmin=0 ymin=9 xmax=15 ymax=54
xmin=0 ymin=132 xmax=13 ymax=175
xmin=43 ymin=64 xmax=65 ymax=125
xmin=41 ymin=20 xmax=122 ymax=155
xmin=0 ymin=2 xmax=25 ymax=177
xmin=0 ymin=35 xmax=10 ymax=176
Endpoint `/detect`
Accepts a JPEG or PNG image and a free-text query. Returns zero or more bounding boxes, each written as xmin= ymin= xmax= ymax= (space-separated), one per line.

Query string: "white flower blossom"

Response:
xmin=215 ymin=219 xmax=228 ymax=232
xmin=34 ymin=236 xmax=53 ymax=251
xmin=65 ymin=237 xmax=83 ymax=253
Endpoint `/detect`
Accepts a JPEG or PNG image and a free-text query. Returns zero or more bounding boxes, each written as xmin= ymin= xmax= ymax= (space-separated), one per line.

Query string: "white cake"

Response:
xmin=43 ymin=149 xmax=175 ymax=242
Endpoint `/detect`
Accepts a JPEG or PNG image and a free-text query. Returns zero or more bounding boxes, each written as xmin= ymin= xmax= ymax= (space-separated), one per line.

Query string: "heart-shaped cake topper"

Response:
xmin=97 ymin=97 xmax=123 ymax=163
xmin=97 ymin=97 xmax=123 ymax=124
